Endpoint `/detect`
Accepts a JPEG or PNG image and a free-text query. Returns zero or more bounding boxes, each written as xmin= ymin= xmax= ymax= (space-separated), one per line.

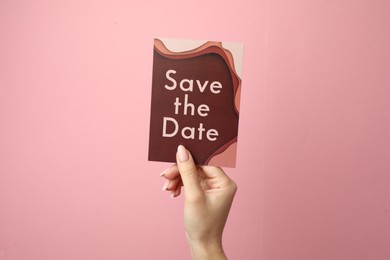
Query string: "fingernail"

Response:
xmin=162 ymin=180 xmax=169 ymax=191
xmin=170 ymin=191 xmax=175 ymax=198
xmin=160 ymin=168 xmax=169 ymax=177
xmin=177 ymin=145 xmax=189 ymax=162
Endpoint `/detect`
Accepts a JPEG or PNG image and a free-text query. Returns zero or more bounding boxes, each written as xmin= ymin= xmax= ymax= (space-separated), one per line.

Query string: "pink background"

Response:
xmin=0 ymin=0 xmax=389 ymax=259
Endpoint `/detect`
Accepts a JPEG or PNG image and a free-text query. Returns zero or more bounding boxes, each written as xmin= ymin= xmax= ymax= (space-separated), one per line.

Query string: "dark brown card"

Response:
xmin=148 ymin=38 xmax=243 ymax=167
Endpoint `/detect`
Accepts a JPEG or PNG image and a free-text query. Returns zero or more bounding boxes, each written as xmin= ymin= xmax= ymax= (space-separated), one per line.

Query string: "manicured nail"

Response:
xmin=177 ymin=145 xmax=189 ymax=162
xmin=162 ymin=180 xmax=169 ymax=191
xmin=170 ymin=191 xmax=175 ymax=198
xmin=160 ymin=168 xmax=169 ymax=177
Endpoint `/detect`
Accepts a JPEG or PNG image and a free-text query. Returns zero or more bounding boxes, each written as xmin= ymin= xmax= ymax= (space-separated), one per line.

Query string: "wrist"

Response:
xmin=188 ymin=239 xmax=227 ymax=260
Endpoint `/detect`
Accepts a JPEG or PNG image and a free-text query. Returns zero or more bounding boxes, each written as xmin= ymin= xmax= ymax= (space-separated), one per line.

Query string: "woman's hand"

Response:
xmin=160 ymin=145 xmax=237 ymax=260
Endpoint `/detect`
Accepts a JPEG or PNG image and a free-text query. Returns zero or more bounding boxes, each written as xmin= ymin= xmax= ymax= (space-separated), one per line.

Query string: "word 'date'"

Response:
xmin=162 ymin=117 xmax=219 ymax=141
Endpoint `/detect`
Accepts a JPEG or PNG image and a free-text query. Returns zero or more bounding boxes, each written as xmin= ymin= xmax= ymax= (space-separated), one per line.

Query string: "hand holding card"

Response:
xmin=160 ymin=145 xmax=237 ymax=259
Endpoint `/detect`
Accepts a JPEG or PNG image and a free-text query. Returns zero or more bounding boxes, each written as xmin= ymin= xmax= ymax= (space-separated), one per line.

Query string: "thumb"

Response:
xmin=176 ymin=145 xmax=203 ymax=200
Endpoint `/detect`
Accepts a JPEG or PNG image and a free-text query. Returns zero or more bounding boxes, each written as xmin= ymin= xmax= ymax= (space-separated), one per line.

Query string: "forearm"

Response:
xmin=188 ymin=240 xmax=227 ymax=260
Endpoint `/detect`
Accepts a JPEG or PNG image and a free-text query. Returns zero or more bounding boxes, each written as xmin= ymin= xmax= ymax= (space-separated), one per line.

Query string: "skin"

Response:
xmin=160 ymin=145 xmax=237 ymax=260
